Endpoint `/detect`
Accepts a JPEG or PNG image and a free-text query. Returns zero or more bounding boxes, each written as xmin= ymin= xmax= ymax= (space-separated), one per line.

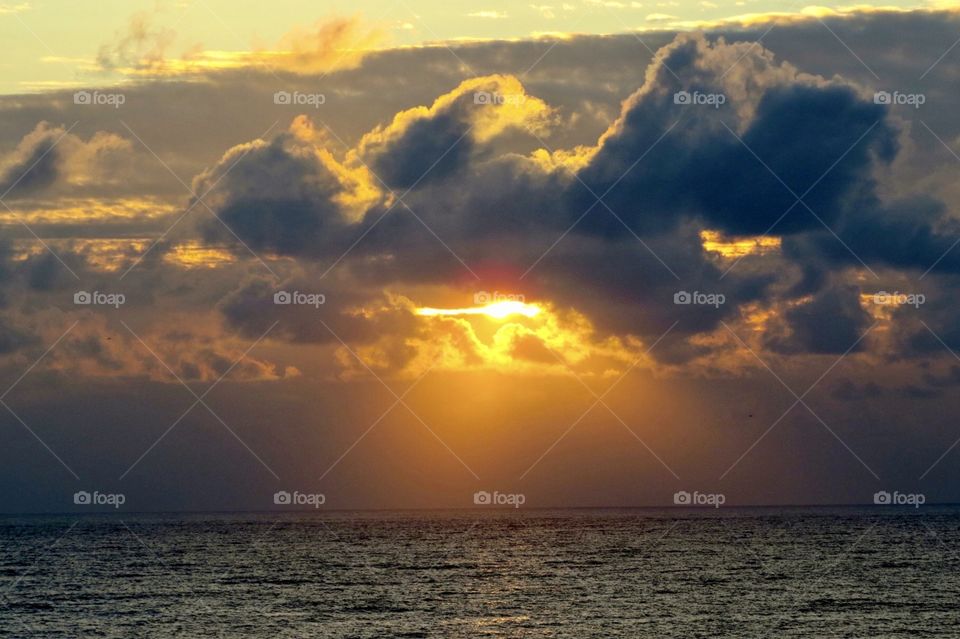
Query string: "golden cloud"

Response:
xmin=700 ymin=230 xmax=781 ymax=259
xmin=335 ymin=294 xmax=644 ymax=379
xmin=93 ymin=14 xmax=384 ymax=78
xmin=355 ymin=74 xmax=556 ymax=154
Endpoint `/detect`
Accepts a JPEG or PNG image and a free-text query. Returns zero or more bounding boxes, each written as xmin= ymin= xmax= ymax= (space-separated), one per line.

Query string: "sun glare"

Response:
xmin=416 ymin=300 xmax=542 ymax=319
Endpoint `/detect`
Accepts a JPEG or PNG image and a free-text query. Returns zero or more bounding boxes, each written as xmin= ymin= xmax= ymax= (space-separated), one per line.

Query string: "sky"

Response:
xmin=1 ymin=0 xmax=953 ymax=92
xmin=2 ymin=0 xmax=960 ymax=511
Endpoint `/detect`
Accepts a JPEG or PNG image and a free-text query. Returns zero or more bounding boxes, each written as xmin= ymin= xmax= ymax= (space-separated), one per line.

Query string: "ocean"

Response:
xmin=1 ymin=507 xmax=956 ymax=637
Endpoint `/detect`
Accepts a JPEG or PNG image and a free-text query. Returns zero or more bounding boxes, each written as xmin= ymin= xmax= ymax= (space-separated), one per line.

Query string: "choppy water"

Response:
xmin=1 ymin=507 xmax=958 ymax=637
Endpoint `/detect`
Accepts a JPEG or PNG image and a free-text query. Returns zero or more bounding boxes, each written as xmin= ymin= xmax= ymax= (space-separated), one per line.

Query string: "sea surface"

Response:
xmin=1 ymin=507 xmax=957 ymax=637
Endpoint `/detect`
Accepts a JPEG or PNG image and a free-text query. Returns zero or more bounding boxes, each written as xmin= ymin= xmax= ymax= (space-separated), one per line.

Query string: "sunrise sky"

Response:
xmin=3 ymin=0 xmax=960 ymax=511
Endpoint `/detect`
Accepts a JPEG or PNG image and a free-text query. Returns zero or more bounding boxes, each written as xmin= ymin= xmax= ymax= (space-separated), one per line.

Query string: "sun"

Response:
xmin=415 ymin=300 xmax=542 ymax=320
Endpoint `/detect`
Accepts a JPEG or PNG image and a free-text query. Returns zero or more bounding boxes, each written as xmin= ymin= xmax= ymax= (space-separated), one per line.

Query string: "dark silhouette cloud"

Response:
xmin=0 ymin=124 xmax=62 ymax=198
xmin=767 ymin=284 xmax=873 ymax=354
xmin=184 ymin=32 xmax=937 ymax=363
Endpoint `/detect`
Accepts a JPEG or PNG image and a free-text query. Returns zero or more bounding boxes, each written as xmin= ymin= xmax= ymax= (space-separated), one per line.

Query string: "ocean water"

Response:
xmin=1 ymin=507 xmax=957 ymax=638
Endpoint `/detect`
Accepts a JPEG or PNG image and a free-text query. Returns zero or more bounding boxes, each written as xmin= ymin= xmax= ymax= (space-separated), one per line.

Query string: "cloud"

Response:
xmin=96 ymin=9 xmax=177 ymax=73
xmin=0 ymin=2 xmax=30 ymax=15
xmin=765 ymin=284 xmax=873 ymax=354
xmin=467 ymin=10 xmax=509 ymax=19
xmin=573 ymin=33 xmax=896 ymax=238
xmin=0 ymin=122 xmax=169 ymax=204
xmin=666 ymin=4 xmax=918 ymax=30
xmin=217 ymin=275 xmax=417 ymax=348
xmin=272 ymin=17 xmax=383 ymax=74
xmin=94 ymin=13 xmax=382 ymax=78
xmin=356 ymin=74 xmax=555 ymax=189
xmin=333 ymin=297 xmax=642 ymax=379
xmin=0 ymin=316 xmax=37 ymax=354
xmin=0 ymin=122 xmax=63 ymax=198
xmin=193 ymin=116 xmax=377 ymax=256
xmin=176 ymin=29 xmax=954 ymax=371
xmin=784 ymin=195 xmax=960 ymax=275
xmin=45 ymin=313 xmax=295 ymax=382
xmin=6 ymin=12 xmax=960 ymax=381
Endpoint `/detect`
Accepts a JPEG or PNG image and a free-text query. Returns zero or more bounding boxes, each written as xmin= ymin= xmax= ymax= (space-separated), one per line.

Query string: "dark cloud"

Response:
xmin=767 ymin=284 xmax=873 ymax=354
xmin=923 ymin=365 xmax=960 ymax=388
xmin=183 ymin=32 xmax=915 ymax=362
xmin=0 ymin=317 xmax=38 ymax=355
xmin=785 ymin=195 xmax=960 ymax=275
xmin=194 ymin=123 xmax=354 ymax=256
xmin=217 ymin=275 xmax=419 ymax=348
xmin=0 ymin=123 xmax=62 ymax=198
xmin=0 ymin=12 xmax=958 ymax=371
xmin=365 ymin=111 xmax=473 ymax=190
xmin=0 ymin=19 xmax=951 ymax=384
xmin=573 ymin=37 xmax=896 ymax=238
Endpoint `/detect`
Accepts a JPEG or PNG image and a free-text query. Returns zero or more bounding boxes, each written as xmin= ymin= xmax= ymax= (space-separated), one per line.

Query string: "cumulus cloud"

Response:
xmin=574 ymin=34 xmax=897 ymax=238
xmin=0 ymin=122 xmax=63 ymax=198
xmin=0 ymin=122 xmax=167 ymax=202
xmin=193 ymin=116 xmax=378 ymax=256
xmin=765 ymin=284 xmax=874 ymax=354
xmin=356 ymin=74 xmax=555 ymax=189
xmin=6 ymin=14 xmax=960 ymax=381
xmin=183 ymin=31 xmax=939 ymax=371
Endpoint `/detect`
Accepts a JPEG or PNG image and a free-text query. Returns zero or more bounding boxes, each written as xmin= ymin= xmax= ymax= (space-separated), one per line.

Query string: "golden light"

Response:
xmin=416 ymin=300 xmax=542 ymax=320
xmin=344 ymin=297 xmax=639 ymax=378
xmin=700 ymin=230 xmax=780 ymax=258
